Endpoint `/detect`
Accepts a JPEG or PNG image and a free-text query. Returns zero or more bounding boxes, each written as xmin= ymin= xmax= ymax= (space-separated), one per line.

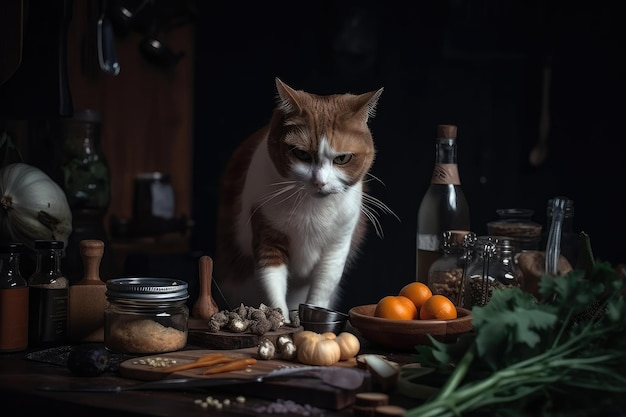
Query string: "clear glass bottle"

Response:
xmin=61 ymin=109 xmax=116 ymax=284
xmin=462 ymin=236 xmax=522 ymax=308
xmin=61 ymin=109 xmax=111 ymax=211
xmin=543 ymin=197 xmax=577 ymax=268
xmin=417 ymin=124 xmax=470 ymax=282
xmin=28 ymin=240 xmax=68 ymax=346
xmin=427 ymin=230 xmax=475 ymax=306
xmin=105 ymin=277 xmax=189 ymax=354
xmin=0 ymin=242 xmax=29 ymax=352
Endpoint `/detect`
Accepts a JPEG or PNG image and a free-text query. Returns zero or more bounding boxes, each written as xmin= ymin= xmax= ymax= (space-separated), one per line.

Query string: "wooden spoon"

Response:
xmin=192 ymin=255 xmax=219 ymax=320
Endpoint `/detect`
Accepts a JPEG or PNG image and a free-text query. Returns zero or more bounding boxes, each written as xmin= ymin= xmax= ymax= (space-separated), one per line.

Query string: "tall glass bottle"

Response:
xmin=416 ymin=124 xmax=470 ymax=282
xmin=28 ymin=240 xmax=69 ymax=346
xmin=0 ymin=242 xmax=29 ymax=352
xmin=543 ymin=197 xmax=577 ymax=268
xmin=61 ymin=109 xmax=111 ymax=210
xmin=60 ymin=109 xmax=115 ymax=284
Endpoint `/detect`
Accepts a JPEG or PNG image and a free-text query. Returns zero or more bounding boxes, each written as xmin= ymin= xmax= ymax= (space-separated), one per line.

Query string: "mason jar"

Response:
xmin=461 ymin=236 xmax=523 ymax=308
xmin=105 ymin=277 xmax=189 ymax=354
xmin=427 ymin=230 xmax=475 ymax=306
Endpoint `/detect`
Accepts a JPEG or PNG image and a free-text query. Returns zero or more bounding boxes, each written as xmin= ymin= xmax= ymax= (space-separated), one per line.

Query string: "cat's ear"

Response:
xmin=275 ymin=78 xmax=303 ymax=115
xmin=355 ymin=87 xmax=384 ymax=123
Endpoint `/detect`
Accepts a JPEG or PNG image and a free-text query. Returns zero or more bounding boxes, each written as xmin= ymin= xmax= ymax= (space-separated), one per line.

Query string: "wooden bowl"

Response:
xmin=348 ymin=304 xmax=473 ymax=351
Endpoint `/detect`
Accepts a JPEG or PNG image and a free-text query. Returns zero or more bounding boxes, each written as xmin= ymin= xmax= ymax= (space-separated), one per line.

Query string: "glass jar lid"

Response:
xmin=106 ymin=277 xmax=188 ymax=301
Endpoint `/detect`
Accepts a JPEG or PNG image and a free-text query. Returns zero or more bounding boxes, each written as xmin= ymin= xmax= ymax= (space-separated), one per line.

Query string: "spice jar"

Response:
xmin=105 ymin=277 xmax=189 ymax=354
xmin=461 ymin=236 xmax=523 ymax=308
xmin=427 ymin=230 xmax=475 ymax=306
xmin=486 ymin=209 xmax=542 ymax=254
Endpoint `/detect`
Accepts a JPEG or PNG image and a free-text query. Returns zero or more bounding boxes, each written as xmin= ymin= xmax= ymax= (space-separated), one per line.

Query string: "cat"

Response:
xmin=215 ymin=78 xmax=393 ymax=322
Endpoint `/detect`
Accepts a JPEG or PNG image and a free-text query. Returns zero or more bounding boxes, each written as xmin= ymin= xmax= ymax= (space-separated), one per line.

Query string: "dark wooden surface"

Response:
xmin=118 ymin=347 xmax=366 ymax=410
xmin=0 ymin=342 xmax=422 ymax=417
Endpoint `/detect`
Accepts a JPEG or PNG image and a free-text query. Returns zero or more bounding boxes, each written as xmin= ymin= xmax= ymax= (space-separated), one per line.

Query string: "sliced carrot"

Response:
xmin=202 ymin=358 xmax=258 ymax=375
xmin=160 ymin=354 xmax=234 ymax=373
xmin=195 ymin=353 xmax=228 ymax=362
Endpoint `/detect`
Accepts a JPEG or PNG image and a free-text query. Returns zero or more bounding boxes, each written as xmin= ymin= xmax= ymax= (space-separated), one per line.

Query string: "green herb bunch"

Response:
xmin=404 ymin=262 xmax=626 ymax=417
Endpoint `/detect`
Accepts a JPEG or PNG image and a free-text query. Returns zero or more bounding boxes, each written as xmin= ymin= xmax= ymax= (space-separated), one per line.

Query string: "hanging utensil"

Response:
xmin=529 ymin=59 xmax=552 ymax=166
xmin=97 ymin=0 xmax=120 ymax=75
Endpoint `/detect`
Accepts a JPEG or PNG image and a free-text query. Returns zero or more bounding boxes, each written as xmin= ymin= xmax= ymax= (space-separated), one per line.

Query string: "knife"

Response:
xmin=38 ymin=366 xmax=367 ymax=392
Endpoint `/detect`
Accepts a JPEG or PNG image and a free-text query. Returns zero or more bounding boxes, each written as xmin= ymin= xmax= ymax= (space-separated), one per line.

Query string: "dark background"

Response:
xmin=191 ymin=1 xmax=626 ymax=311
xmin=1 ymin=0 xmax=625 ymax=313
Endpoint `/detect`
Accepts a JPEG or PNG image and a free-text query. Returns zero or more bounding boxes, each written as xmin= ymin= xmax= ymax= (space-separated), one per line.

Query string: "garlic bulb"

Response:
xmin=0 ymin=163 xmax=73 ymax=250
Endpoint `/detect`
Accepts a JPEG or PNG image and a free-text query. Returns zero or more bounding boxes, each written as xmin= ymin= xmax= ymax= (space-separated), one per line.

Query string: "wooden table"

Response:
xmin=0 ymin=342 xmax=422 ymax=417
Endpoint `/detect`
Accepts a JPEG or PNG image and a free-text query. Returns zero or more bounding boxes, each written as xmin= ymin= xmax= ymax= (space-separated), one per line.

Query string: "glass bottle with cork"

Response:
xmin=416 ymin=124 xmax=470 ymax=282
xmin=0 ymin=242 xmax=29 ymax=352
xmin=28 ymin=240 xmax=68 ymax=346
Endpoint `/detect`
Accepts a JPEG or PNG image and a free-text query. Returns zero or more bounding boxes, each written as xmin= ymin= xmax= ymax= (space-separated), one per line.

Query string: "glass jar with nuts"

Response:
xmin=461 ymin=236 xmax=523 ymax=309
xmin=427 ymin=230 xmax=475 ymax=306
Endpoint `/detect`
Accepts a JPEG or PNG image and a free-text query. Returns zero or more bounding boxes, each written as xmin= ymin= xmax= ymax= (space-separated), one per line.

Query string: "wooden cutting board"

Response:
xmin=187 ymin=318 xmax=303 ymax=349
xmin=119 ymin=348 xmax=368 ymax=410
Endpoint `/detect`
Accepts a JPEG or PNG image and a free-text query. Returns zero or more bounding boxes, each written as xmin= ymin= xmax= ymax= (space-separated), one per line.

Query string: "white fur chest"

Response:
xmin=235 ymin=138 xmax=362 ymax=277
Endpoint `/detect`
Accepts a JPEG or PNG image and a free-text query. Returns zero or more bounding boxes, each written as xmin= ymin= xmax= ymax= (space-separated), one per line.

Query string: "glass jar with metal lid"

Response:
xmin=461 ymin=236 xmax=523 ymax=308
xmin=427 ymin=230 xmax=475 ymax=306
xmin=105 ymin=277 xmax=189 ymax=354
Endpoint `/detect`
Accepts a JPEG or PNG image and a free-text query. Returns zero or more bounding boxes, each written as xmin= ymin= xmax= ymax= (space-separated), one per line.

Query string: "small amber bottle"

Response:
xmin=28 ymin=240 xmax=69 ymax=346
xmin=0 ymin=243 xmax=29 ymax=352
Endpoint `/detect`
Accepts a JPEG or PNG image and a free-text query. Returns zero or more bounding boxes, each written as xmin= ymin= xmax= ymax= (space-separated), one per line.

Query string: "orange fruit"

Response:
xmin=399 ymin=282 xmax=433 ymax=311
xmin=374 ymin=295 xmax=418 ymax=320
xmin=419 ymin=294 xmax=457 ymax=320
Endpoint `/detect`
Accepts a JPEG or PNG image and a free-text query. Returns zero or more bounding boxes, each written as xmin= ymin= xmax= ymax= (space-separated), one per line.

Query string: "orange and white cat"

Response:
xmin=215 ymin=78 xmax=391 ymax=320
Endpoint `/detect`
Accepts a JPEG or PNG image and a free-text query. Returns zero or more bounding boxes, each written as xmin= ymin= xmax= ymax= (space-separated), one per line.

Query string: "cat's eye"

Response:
xmin=333 ymin=154 xmax=353 ymax=165
xmin=292 ymin=148 xmax=312 ymax=161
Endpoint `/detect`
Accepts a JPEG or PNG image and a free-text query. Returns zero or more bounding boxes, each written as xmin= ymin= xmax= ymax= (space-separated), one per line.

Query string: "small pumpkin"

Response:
xmin=0 ymin=163 xmax=73 ymax=250
xmin=293 ymin=330 xmax=321 ymax=347
xmin=335 ymin=332 xmax=361 ymax=360
xmin=297 ymin=337 xmax=341 ymax=366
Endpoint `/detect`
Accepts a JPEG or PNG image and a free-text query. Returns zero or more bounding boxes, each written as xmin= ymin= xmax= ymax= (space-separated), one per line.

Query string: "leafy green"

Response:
xmin=403 ymin=262 xmax=626 ymax=417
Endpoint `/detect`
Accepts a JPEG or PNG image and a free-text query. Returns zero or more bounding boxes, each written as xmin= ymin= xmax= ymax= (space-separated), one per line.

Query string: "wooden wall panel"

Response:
xmin=66 ymin=0 xmax=194 ymax=231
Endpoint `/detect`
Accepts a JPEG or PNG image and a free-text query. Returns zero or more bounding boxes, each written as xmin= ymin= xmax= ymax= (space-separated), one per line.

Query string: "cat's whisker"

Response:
xmin=363 ymin=194 xmax=399 ymax=221
xmin=258 ymin=182 xmax=298 ymax=205
xmin=361 ymin=204 xmax=385 ymax=238
xmin=248 ymin=183 xmax=299 ymax=224
xmin=287 ymin=186 xmax=307 ymax=224
xmin=360 ymin=193 xmax=400 ymax=239
xmin=365 ymin=172 xmax=387 ymax=187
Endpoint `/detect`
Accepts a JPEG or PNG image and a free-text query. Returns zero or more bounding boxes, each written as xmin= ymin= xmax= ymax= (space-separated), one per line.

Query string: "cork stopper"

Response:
xmin=437 ymin=124 xmax=457 ymax=139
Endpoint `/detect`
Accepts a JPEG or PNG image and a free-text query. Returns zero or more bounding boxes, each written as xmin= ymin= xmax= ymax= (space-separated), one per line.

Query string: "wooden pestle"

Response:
xmin=192 ymin=255 xmax=219 ymax=320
